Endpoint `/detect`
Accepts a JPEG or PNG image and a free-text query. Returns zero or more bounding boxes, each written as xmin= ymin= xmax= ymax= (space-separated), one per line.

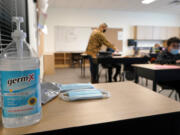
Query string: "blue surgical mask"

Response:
xmin=59 ymin=83 xmax=94 ymax=92
xmin=170 ymin=49 xmax=179 ymax=55
xmin=60 ymin=89 xmax=110 ymax=101
xmin=68 ymin=89 xmax=103 ymax=101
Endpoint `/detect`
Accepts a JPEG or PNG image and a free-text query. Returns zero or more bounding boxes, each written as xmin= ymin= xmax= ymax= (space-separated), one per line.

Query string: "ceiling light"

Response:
xmin=142 ymin=0 xmax=156 ymax=4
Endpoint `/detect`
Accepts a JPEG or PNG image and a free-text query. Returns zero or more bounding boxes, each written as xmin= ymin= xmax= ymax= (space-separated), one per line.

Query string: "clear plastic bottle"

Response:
xmin=0 ymin=17 xmax=42 ymax=128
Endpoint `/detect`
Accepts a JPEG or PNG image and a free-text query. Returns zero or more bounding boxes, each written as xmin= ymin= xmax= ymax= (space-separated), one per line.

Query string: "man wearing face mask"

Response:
xmin=86 ymin=23 xmax=118 ymax=83
xmin=156 ymin=37 xmax=180 ymax=64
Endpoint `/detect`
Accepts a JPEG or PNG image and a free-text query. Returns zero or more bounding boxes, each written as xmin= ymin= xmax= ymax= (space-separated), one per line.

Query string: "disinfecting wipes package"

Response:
xmin=41 ymin=82 xmax=60 ymax=104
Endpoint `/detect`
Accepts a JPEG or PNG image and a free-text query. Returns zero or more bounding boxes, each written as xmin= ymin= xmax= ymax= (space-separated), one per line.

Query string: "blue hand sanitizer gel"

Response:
xmin=0 ymin=17 xmax=42 ymax=128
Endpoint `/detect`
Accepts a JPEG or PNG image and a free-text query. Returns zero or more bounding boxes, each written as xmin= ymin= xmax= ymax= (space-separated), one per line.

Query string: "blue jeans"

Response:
xmin=88 ymin=55 xmax=99 ymax=83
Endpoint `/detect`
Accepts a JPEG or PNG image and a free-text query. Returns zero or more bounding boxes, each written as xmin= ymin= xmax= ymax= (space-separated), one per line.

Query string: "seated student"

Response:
xmin=155 ymin=37 xmax=180 ymax=97
xmin=150 ymin=44 xmax=163 ymax=63
xmin=156 ymin=37 xmax=180 ymax=64
xmin=150 ymin=44 xmax=162 ymax=54
xmin=106 ymin=48 xmax=121 ymax=82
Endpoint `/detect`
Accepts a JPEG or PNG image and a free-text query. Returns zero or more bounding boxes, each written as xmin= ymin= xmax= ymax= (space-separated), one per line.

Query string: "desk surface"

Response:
xmin=133 ymin=64 xmax=180 ymax=70
xmin=1 ymin=82 xmax=180 ymax=135
xmin=81 ymin=55 xmax=144 ymax=59
xmin=80 ymin=53 xmax=88 ymax=56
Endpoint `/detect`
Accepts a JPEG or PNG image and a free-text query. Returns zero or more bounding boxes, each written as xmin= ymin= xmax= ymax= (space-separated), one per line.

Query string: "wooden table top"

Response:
xmin=1 ymin=82 xmax=180 ymax=135
xmin=132 ymin=64 xmax=180 ymax=70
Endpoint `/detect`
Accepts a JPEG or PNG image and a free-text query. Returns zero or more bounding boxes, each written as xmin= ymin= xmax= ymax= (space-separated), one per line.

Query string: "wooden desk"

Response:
xmin=133 ymin=64 xmax=180 ymax=92
xmin=97 ymin=56 xmax=148 ymax=82
xmin=1 ymin=82 xmax=180 ymax=135
xmin=98 ymin=56 xmax=148 ymax=65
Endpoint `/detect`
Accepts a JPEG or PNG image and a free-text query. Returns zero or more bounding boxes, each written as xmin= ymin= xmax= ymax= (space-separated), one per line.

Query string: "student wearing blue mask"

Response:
xmin=156 ymin=37 xmax=180 ymax=64
xmin=155 ymin=37 xmax=180 ymax=98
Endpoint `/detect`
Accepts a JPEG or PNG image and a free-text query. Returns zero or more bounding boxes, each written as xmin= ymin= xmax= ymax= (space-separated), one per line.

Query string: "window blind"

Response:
xmin=0 ymin=0 xmax=29 ymax=53
xmin=0 ymin=0 xmax=15 ymax=53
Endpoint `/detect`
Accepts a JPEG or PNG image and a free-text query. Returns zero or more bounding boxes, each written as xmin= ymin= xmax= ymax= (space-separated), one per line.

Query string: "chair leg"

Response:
xmin=159 ymin=89 xmax=164 ymax=93
xmin=98 ymin=66 xmax=103 ymax=81
xmin=145 ymin=79 xmax=148 ymax=86
xmin=105 ymin=69 xmax=108 ymax=83
xmin=175 ymin=92 xmax=178 ymax=101
xmin=159 ymin=89 xmax=180 ymax=101
xmin=168 ymin=90 xmax=175 ymax=98
xmin=141 ymin=77 xmax=144 ymax=86
xmin=119 ymin=73 xmax=122 ymax=82
xmin=176 ymin=91 xmax=180 ymax=101
xmin=159 ymin=89 xmax=174 ymax=98
xmin=122 ymin=72 xmax=125 ymax=82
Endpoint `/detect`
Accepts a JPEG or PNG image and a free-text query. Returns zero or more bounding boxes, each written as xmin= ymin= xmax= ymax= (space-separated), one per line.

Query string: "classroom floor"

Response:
xmin=44 ymin=67 xmax=179 ymax=101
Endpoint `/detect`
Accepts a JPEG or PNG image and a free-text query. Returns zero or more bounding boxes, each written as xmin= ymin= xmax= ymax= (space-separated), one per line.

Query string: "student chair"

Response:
xmin=99 ymin=64 xmax=124 ymax=83
xmin=99 ymin=63 xmax=112 ymax=82
xmin=158 ymin=83 xmax=179 ymax=101
xmin=71 ymin=53 xmax=81 ymax=68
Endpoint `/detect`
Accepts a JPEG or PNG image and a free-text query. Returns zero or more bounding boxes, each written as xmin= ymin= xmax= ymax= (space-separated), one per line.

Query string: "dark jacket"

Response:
xmin=106 ymin=48 xmax=115 ymax=53
xmin=155 ymin=49 xmax=180 ymax=64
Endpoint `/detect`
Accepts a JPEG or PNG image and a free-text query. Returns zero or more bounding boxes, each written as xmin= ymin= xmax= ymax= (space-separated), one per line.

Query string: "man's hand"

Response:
xmin=115 ymin=48 xmax=119 ymax=52
xmin=113 ymin=50 xmax=121 ymax=55
xmin=176 ymin=60 xmax=180 ymax=64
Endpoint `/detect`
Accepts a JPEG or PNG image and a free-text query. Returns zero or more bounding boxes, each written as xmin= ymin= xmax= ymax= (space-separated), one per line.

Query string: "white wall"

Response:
xmin=28 ymin=0 xmax=38 ymax=52
xmin=45 ymin=8 xmax=180 ymax=53
xmin=28 ymin=0 xmax=44 ymax=80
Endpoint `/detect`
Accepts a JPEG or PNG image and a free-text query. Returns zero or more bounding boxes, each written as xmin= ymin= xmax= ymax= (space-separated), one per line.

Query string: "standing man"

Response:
xmin=86 ymin=23 xmax=117 ymax=83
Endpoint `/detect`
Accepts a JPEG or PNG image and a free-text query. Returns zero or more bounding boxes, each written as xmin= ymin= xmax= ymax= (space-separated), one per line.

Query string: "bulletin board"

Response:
xmin=104 ymin=28 xmax=123 ymax=51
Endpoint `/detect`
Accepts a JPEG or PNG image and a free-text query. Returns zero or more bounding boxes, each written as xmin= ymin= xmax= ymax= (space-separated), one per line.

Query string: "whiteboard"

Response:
xmin=54 ymin=26 xmax=92 ymax=52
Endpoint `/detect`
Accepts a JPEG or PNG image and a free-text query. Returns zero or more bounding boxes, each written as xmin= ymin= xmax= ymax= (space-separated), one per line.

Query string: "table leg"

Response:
xmin=134 ymin=69 xmax=139 ymax=84
xmin=135 ymin=75 xmax=139 ymax=84
xmin=81 ymin=57 xmax=83 ymax=76
xmin=145 ymin=79 xmax=148 ymax=86
xmin=97 ymin=63 xmax=100 ymax=83
xmin=153 ymin=80 xmax=157 ymax=92
xmin=83 ymin=57 xmax=86 ymax=77
xmin=71 ymin=54 xmax=74 ymax=68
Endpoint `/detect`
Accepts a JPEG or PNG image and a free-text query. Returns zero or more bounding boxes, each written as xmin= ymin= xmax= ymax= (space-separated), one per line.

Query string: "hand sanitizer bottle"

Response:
xmin=0 ymin=17 xmax=42 ymax=128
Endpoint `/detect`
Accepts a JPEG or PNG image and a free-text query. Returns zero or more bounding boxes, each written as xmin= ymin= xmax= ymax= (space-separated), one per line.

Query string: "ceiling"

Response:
xmin=49 ymin=0 xmax=180 ymax=14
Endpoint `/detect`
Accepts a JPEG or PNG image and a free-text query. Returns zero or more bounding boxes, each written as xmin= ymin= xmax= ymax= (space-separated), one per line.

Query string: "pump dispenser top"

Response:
xmin=11 ymin=17 xmax=26 ymax=58
xmin=1 ymin=17 xmax=36 ymax=58
xmin=12 ymin=17 xmax=26 ymax=39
